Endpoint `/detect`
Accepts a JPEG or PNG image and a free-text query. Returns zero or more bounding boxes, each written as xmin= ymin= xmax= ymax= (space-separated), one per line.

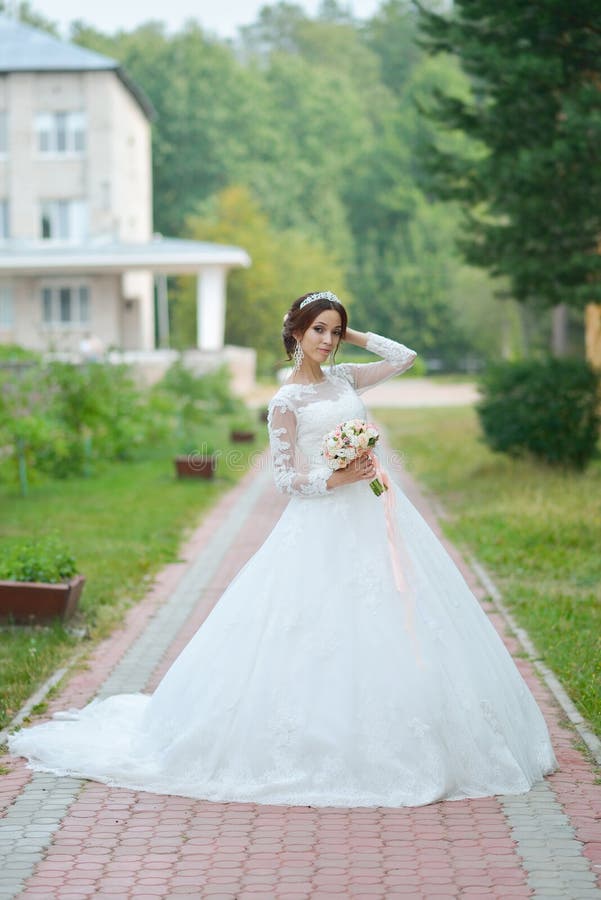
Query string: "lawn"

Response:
xmin=376 ymin=406 xmax=601 ymax=740
xmin=0 ymin=423 xmax=267 ymax=731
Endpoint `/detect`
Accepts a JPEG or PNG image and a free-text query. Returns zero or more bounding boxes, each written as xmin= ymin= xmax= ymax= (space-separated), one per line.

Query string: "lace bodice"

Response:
xmin=267 ymin=332 xmax=417 ymax=498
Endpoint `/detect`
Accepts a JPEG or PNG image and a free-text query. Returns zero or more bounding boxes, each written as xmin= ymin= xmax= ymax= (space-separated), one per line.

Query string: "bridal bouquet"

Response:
xmin=321 ymin=419 xmax=387 ymax=496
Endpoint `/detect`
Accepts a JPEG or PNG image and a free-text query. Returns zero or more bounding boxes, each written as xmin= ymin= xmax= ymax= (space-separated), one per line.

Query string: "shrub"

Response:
xmin=0 ymin=345 xmax=41 ymax=364
xmin=477 ymin=358 xmax=601 ymax=470
xmin=0 ymin=359 xmax=173 ymax=486
xmin=46 ymin=361 xmax=163 ymax=466
xmin=0 ymin=535 xmax=78 ymax=583
xmin=0 ymin=362 xmax=69 ymax=491
xmin=160 ymin=361 xmax=242 ymax=416
xmin=157 ymin=362 xmax=246 ymax=453
xmin=0 ymin=356 xmax=246 ymax=489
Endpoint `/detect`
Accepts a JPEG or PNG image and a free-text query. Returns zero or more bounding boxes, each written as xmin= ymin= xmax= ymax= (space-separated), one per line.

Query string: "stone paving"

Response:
xmin=1 ymin=448 xmax=600 ymax=899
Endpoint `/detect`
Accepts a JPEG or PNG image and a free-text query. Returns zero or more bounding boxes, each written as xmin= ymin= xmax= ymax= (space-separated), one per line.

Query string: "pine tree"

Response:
xmin=417 ymin=1 xmax=601 ymax=325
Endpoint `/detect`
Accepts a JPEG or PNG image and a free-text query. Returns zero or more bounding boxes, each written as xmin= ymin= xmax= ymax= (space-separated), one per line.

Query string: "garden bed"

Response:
xmin=0 ymin=575 xmax=85 ymax=624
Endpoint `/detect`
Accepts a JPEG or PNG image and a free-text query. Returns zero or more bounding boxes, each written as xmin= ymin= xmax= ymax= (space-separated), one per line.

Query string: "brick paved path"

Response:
xmin=1 ymin=453 xmax=600 ymax=900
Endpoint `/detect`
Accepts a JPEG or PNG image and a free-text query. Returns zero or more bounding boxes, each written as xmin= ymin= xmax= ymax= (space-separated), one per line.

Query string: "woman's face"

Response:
xmin=297 ymin=308 xmax=343 ymax=364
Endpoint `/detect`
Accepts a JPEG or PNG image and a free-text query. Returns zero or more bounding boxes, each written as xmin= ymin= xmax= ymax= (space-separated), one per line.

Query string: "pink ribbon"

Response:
xmin=371 ymin=453 xmax=423 ymax=667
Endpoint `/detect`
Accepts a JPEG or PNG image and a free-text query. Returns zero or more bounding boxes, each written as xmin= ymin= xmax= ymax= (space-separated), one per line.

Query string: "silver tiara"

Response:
xmin=299 ymin=290 xmax=340 ymax=309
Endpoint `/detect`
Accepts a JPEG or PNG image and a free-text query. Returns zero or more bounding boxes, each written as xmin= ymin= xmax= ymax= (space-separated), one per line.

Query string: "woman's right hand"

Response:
xmin=326 ymin=454 xmax=377 ymax=490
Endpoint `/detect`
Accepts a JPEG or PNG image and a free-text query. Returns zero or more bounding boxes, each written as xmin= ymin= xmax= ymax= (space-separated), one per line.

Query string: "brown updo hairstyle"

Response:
xmin=282 ymin=291 xmax=348 ymax=364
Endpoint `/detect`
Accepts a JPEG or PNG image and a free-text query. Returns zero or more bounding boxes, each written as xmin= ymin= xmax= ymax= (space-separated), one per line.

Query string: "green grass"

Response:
xmin=0 ymin=421 xmax=266 ymax=730
xmin=376 ymin=406 xmax=601 ymax=739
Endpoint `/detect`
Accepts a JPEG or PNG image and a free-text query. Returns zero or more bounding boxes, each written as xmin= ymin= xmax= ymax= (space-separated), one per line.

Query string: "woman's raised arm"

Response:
xmin=341 ymin=328 xmax=417 ymax=393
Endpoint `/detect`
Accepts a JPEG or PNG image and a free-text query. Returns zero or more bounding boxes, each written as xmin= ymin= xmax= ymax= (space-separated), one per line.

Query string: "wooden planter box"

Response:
xmin=0 ymin=574 xmax=85 ymax=624
xmin=174 ymin=454 xmax=216 ymax=479
xmin=230 ymin=430 xmax=256 ymax=443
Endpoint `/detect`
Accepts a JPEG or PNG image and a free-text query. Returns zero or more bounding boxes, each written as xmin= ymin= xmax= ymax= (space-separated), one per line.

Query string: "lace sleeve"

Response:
xmin=345 ymin=332 xmax=417 ymax=394
xmin=267 ymin=397 xmax=332 ymax=498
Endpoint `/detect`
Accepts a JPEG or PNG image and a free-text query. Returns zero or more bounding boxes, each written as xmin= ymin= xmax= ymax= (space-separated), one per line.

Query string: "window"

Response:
xmin=40 ymin=285 xmax=91 ymax=326
xmin=0 ymin=111 xmax=6 ymax=155
xmin=79 ymin=286 xmax=90 ymax=322
xmin=35 ymin=111 xmax=86 ymax=155
xmin=40 ymin=200 xmax=87 ymax=241
xmin=0 ymin=284 xmax=14 ymax=328
xmin=59 ymin=287 xmax=71 ymax=322
xmin=0 ymin=200 xmax=8 ymax=240
xmin=42 ymin=287 xmax=53 ymax=323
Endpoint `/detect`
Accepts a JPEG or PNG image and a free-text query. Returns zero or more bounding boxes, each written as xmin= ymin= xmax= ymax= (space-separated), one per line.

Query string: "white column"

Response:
xmin=122 ymin=270 xmax=154 ymax=350
xmin=196 ymin=266 xmax=226 ymax=350
xmin=139 ymin=271 xmax=156 ymax=350
xmin=155 ymin=273 xmax=170 ymax=349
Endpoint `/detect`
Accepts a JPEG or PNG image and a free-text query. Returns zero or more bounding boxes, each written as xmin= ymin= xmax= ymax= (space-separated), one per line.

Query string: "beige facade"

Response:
xmin=2 ymin=274 xmax=122 ymax=352
xmin=0 ymin=68 xmax=152 ymax=240
xmin=0 ymin=63 xmax=155 ymax=353
xmin=0 ymin=15 xmax=250 ymax=378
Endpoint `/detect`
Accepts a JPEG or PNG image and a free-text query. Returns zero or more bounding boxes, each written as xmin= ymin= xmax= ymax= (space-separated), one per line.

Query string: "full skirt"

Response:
xmin=9 ymin=480 xmax=557 ymax=807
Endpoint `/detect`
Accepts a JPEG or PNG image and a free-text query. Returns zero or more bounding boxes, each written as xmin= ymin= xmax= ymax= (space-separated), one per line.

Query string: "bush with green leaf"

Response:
xmin=158 ymin=361 xmax=212 ymax=436
xmin=157 ymin=361 xmax=246 ymax=451
xmin=477 ymin=359 xmax=600 ymax=470
xmin=0 ymin=362 xmax=69 ymax=492
xmin=160 ymin=362 xmax=242 ymax=416
xmin=0 ymin=346 xmax=41 ymax=365
xmin=0 ymin=353 xmax=246 ymax=489
xmin=0 ymin=359 xmax=173 ymax=485
xmin=0 ymin=535 xmax=78 ymax=584
xmin=230 ymin=416 xmax=256 ymax=432
xmin=46 ymin=361 xmax=167 ymax=467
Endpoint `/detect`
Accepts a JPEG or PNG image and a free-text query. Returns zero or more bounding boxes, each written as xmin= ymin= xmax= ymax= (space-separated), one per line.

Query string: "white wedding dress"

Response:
xmin=9 ymin=333 xmax=557 ymax=807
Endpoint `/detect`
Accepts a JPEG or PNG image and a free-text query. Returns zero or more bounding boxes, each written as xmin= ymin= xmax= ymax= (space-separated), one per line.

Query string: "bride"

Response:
xmin=9 ymin=290 xmax=557 ymax=807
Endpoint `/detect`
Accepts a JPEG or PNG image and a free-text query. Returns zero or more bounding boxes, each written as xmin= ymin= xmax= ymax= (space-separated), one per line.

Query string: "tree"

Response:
xmin=238 ymin=2 xmax=309 ymax=57
xmin=72 ymin=21 xmax=262 ymax=237
xmin=172 ymin=186 xmax=348 ymax=370
xmin=343 ymin=3 xmax=490 ymax=364
xmin=350 ymin=193 xmax=478 ymax=366
xmin=69 ymin=3 xmax=508 ymax=366
xmin=363 ymin=0 xmax=421 ymax=97
xmin=0 ymin=1 xmax=59 ymax=34
xmin=417 ymin=0 xmax=601 ymax=359
xmin=238 ymin=11 xmax=381 ymax=267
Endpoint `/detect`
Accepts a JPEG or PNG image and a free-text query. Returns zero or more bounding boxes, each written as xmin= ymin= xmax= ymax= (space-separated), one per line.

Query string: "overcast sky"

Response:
xmin=29 ymin=0 xmax=383 ymax=40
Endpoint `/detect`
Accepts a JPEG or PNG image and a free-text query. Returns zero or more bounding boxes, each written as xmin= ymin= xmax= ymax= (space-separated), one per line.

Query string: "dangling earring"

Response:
xmin=292 ymin=340 xmax=304 ymax=373
xmin=328 ymin=350 xmax=335 ymax=369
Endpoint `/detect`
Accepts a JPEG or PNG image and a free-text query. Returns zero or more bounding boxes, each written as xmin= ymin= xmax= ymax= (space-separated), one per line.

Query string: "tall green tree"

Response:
xmin=71 ymin=21 xmax=262 ymax=237
xmin=417 ymin=0 xmax=601 ymax=311
xmin=173 ymin=186 xmax=348 ymax=366
xmin=238 ymin=5 xmax=382 ymax=266
xmin=0 ymin=1 xmax=59 ymax=33
xmin=68 ymin=2 xmax=510 ymax=364
xmin=342 ymin=1 xmax=483 ymax=363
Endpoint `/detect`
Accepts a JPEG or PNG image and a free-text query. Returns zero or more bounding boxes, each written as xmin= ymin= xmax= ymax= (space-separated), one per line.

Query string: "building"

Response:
xmin=0 ymin=15 xmax=251 ymax=383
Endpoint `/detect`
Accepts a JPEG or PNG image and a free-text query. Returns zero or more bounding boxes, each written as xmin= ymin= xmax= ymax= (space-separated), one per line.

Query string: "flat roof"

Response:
xmin=0 ymin=236 xmax=251 ymax=275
